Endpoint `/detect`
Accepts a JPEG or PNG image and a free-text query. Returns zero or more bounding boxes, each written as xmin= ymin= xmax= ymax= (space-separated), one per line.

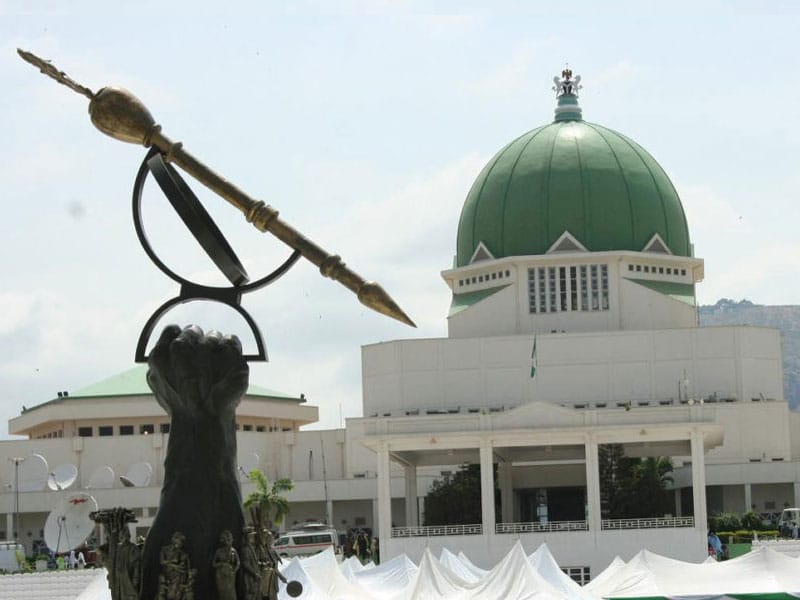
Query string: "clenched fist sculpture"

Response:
xmin=140 ymin=325 xmax=249 ymax=600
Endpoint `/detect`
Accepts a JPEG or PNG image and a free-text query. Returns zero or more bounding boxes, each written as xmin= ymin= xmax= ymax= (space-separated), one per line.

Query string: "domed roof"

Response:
xmin=456 ymin=71 xmax=690 ymax=267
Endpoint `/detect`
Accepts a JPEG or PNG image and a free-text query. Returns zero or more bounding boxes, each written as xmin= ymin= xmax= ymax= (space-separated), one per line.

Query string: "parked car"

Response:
xmin=272 ymin=523 xmax=339 ymax=558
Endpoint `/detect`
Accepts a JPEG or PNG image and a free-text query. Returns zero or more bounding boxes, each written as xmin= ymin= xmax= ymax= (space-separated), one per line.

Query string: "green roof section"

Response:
xmin=627 ymin=278 xmax=696 ymax=306
xmin=24 ymin=366 xmax=301 ymax=413
xmin=448 ymin=285 xmax=510 ymax=318
xmin=456 ymin=120 xmax=690 ymax=266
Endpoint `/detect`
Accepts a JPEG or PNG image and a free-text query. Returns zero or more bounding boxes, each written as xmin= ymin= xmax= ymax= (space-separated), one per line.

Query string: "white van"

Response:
xmin=779 ymin=508 xmax=800 ymax=537
xmin=273 ymin=524 xmax=339 ymax=558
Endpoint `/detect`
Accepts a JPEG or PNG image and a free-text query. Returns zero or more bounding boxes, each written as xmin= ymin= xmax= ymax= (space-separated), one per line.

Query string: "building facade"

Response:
xmin=3 ymin=70 xmax=800 ymax=578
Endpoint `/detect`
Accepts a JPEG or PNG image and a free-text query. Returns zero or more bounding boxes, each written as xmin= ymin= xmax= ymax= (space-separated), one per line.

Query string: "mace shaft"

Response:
xmin=18 ymin=49 xmax=415 ymax=328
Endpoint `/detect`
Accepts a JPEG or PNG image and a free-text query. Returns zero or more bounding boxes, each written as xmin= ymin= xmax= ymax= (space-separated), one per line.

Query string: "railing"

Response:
xmin=496 ymin=520 xmax=588 ymax=534
xmin=391 ymin=524 xmax=483 ymax=538
xmin=602 ymin=516 xmax=694 ymax=530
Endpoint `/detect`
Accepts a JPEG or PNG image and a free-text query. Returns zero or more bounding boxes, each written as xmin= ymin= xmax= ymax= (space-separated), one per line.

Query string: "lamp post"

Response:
xmin=10 ymin=457 xmax=24 ymax=541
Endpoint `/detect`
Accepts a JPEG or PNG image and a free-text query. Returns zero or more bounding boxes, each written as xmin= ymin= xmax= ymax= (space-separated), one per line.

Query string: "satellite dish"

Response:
xmin=17 ymin=454 xmax=49 ymax=492
xmin=47 ymin=464 xmax=78 ymax=491
xmin=119 ymin=462 xmax=153 ymax=487
xmin=86 ymin=466 xmax=115 ymax=489
xmin=238 ymin=452 xmax=260 ymax=481
xmin=44 ymin=493 xmax=98 ymax=553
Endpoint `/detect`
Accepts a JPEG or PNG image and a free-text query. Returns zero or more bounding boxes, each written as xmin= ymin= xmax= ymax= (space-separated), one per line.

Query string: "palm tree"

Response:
xmin=243 ymin=469 xmax=294 ymax=530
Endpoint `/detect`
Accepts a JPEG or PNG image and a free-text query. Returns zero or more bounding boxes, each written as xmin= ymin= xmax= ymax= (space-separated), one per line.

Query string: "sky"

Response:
xmin=1 ymin=1 xmax=799 ymax=438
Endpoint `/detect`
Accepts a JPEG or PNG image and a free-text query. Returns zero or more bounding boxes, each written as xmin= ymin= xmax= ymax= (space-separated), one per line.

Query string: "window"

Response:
xmin=643 ymin=266 xmax=649 ymax=273
xmin=505 ymin=270 xmax=510 ymax=277
xmin=666 ymin=268 xmax=672 ymax=274
xmin=562 ymin=566 xmax=591 ymax=585
xmin=636 ymin=265 xmax=641 ymax=272
xmin=628 ymin=264 xmax=634 ymax=271
xmin=658 ymin=267 xmax=664 ymax=274
xmin=119 ymin=425 xmax=133 ymax=436
xmin=99 ymin=426 xmax=113 ymax=437
xmin=243 ymin=424 xmax=253 ymax=432
xmin=78 ymin=427 xmax=93 ymax=437
xmin=256 ymin=426 xmax=265 ymax=432
xmin=140 ymin=424 xmax=155 ymax=435
xmin=681 ymin=269 xmax=686 ymax=276
xmin=528 ymin=263 xmax=609 ymax=314
xmin=160 ymin=423 xmax=171 ymax=434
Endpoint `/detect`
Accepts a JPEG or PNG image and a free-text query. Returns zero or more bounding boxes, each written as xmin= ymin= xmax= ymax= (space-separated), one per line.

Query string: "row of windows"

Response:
xmin=457 ymin=269 xmax=512 ymax=287
xmin=78 ymin=424 xmax=167 ymax=437
xmin=628 ymin=264 xmax=687 ymax=276
xmin=528 ymin=265 xmax=609 ymax=313
xmin=75 ymin=423 xmax=290 ymax=436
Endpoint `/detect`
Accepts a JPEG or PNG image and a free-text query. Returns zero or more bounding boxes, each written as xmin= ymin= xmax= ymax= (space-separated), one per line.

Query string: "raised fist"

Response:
xmin=141 ymin=324 xmax=249 ymax=600
xmin=146 ymin=324 xmax=249 ymax=418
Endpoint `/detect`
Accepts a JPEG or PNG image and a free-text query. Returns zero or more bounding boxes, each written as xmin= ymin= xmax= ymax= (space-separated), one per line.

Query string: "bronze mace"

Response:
xmin=17 ymin=49 xmax=415 ymax=328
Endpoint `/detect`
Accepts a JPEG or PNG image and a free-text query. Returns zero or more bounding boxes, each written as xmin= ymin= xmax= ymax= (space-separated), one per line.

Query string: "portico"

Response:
xmin=357 ymin=401 xmax=723 ymax=570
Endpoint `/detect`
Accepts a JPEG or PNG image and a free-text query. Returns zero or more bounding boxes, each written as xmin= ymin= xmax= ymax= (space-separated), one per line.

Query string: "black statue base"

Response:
xmin=141 ymin=325 xmax=249 ymax=600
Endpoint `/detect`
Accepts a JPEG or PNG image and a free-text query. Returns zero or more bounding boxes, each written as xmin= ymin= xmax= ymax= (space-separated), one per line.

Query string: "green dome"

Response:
xmin=456 ymin=119 xmax=690 ymax=267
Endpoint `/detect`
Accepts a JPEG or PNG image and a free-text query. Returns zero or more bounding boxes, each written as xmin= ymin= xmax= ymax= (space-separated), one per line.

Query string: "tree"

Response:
xmin=627 ymin=457 xmax=674 ymax=518
xmin=423 ymin=464 xmax=497 ymax=526
xmin=243 ymin=469 xmax=294 ymax=530
xmin=599 ymin=445 xmax=674 ymax=518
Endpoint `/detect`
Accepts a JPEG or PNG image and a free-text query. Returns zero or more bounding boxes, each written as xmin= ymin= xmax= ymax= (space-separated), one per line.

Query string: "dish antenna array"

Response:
xmin=44 ymin=493 xmax=98 ymax=553
xmin=119 ymin=462 xmax=153 ymax=488
xmin=47 ymin=464 xmax=78 ymax=491
xmin=86 ymin=466 xmax=115 ymax=489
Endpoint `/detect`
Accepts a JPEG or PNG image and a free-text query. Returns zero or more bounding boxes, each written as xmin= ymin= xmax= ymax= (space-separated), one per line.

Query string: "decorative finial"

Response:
xmin=552 ymin=66 xmax=583 ymax=122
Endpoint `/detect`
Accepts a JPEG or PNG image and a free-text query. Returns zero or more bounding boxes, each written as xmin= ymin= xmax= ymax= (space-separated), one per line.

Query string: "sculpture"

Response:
xmin=157 ymin=532 xmax=196 ymax=600
xmin=142 ymin=326 xmax=247 ymax=600
xmin=255 ymin=529 xmax=286 ymax=600
xmin=212 ymin=531 xmax=240 ymax=600
xmin=239 ymin=528 xmax=261 ymax=600
xmin=91 ymin=508 xmax=140 ymax=600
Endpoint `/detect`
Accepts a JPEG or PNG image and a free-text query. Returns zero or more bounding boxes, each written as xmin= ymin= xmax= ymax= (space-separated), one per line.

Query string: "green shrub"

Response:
xmin=740 ymin=511 xmax=763 ymax=530
xmin=710 ymin=512 xmax=741 ymax=532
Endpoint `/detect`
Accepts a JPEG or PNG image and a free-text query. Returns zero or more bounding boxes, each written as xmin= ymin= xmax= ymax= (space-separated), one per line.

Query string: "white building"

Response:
xmin=3 ymin=70 xmax=799 ymax=579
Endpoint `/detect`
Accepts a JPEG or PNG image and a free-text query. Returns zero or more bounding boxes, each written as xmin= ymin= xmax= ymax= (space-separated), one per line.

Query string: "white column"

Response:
xmin=326 ymin=499 xmax=334 ymax=527
xmin=690 ymin=429 xmax=708 ymax=531
xmin=585 ymin=438 xmax=602 ymax=532
xmin=793 ymin=482 xmax=800 ymax=507
xmin=498 ymin=462 xmax=514 ymax=524
xmin=404 ymin=465 xmax=418 ymax=527
xmin=376 ymin=444 xmax=392 ymax=539
xmin=675 ymin=489 xmax=683 ymax=517
xmin=479 ymin=440 xmax=495 ymax=533
xmin=744 ymin=484 xmax=752 ymax=512
xmin=5 ymin=514 xmax=11 ymax=540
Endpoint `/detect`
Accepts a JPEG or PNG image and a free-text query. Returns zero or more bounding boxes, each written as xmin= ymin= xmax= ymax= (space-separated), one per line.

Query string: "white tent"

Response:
xmin=589 ymin=546 xmax=800 ymax=600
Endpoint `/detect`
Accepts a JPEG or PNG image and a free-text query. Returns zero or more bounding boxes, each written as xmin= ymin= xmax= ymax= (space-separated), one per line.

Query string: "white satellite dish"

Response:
xmin=17 ymin=454 xmax=49 ymax=492
xmin=119 ymin=462 xmax=153 ymax=487
xmin=238 ymin=452 xmax=260 ymax=481
xmin=86 ymin=466 xmax=115 ymax=489
xmin=47 ymin=464 xmax=78 ymax=491
xmin=44 ymin=493 xmax=97 ymax=553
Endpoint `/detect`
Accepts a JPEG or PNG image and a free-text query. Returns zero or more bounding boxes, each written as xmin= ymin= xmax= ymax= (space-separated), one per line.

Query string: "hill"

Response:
xmin=699 ymin=299 xmax=800 ymax=409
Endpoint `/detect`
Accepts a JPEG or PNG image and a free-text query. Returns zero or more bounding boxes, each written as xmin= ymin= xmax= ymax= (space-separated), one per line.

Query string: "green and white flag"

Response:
xmin=530 ymin=336 xmax=537 ymax=378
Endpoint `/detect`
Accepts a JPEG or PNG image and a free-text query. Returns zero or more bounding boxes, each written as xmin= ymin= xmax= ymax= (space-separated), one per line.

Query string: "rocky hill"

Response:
xmin=699 ymin=299 xmax=800 ymax=409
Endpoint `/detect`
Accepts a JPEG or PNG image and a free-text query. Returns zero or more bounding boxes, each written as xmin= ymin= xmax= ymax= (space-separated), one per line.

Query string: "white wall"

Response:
xmin=362 ymin=326 xmax=783 ymax=416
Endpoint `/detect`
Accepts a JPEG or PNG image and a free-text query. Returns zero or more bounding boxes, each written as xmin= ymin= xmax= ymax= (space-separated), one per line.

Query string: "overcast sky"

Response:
xmin=1 ymin=1 xmax=799 ymax=437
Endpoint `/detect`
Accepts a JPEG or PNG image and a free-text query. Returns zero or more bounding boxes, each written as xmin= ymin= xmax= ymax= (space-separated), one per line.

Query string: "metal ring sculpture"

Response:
xmin=132 ymin=147 xmax=301 ymax=362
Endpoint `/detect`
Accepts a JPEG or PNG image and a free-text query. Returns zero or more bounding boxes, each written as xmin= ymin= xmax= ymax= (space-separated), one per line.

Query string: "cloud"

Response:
xmin=464 ymin=37 xmax=557 ymax=99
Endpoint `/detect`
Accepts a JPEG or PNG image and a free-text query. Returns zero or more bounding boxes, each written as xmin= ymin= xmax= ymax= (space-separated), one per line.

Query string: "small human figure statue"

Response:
xmin=212 ymin=530 xmax=240 ymax=600
xmin=239 ymin=527 xmax=262 ymax=600
xmin=256 ymin=528 xmax=286 ymax=600
xmin=157 ymin=532 xmax=196 ymax=600
xmin=114 ymin=526 xmax=142 ymax=600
